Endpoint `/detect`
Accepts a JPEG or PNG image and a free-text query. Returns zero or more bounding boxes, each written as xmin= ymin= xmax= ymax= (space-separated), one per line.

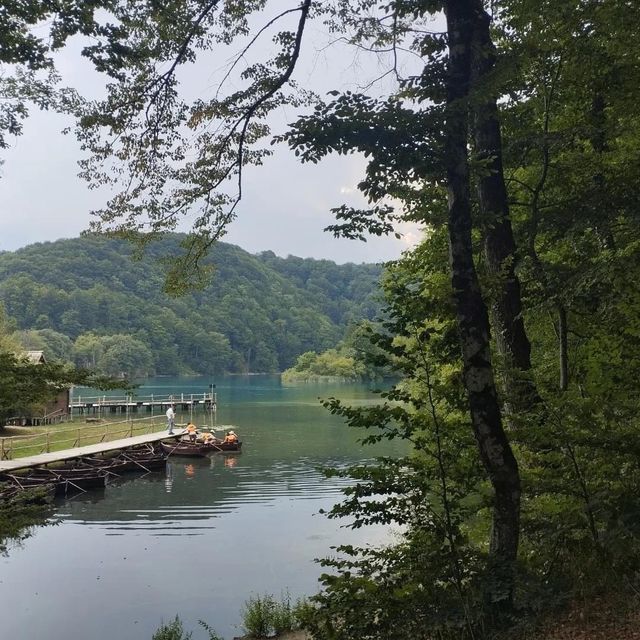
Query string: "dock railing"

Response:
xmin=70 ymin=391 xmax=216 ymax=412
xmin=0 ymin=414 xmax=165 ymax=461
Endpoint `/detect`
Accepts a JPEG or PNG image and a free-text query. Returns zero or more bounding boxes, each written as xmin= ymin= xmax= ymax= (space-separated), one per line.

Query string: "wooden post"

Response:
xmin=46 ymin=430 xmax=50 ymax=453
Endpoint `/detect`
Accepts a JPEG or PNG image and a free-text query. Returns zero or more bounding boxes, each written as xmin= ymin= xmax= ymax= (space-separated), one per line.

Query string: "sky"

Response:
xmin=0 ymin=6 xmax=429 ymax=265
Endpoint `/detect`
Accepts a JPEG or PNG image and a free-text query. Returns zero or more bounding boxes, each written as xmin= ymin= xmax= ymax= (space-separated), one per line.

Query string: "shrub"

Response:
xmin=152 ymin=616 xmax=222 ymax=640
xmin=241 ymin=592 xmax=305 ymax=637
xmin=242 ymin=594 xmax=276 ymax=638
xmin=152 ymin=616 xmax=192 ymax=640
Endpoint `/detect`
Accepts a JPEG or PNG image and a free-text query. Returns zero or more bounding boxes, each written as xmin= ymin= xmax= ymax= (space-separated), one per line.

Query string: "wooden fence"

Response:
xmin=0 ymin=415 xmax=163 ymax=461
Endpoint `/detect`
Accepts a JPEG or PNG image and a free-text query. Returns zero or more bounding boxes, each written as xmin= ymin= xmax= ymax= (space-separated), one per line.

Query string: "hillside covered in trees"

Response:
xmin=0 ymin=235 xmax=382 ymax=376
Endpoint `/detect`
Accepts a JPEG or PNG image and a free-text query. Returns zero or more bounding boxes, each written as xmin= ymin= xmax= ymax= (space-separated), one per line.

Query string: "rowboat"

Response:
xmin=165 ymin=437 xmax=242 ymax=454
xmin=116 ymin=451 xmax=168 ymax=472
xmin=160 ymin=441 xmax=211 ymax=457
xmin=203 ymin=440 xmax=242 ymax=453
xmin=2 ymin=471 xmax=107 ymax=496
xmin=80 ymin=448 xmax=167 ymax=473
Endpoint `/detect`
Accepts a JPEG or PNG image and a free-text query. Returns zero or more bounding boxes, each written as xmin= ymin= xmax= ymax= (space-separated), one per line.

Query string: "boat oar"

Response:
xmin=164 ymin=431 xmax=188 ymax=457
xmin=120 ymin=451 xmax=151 ymax=473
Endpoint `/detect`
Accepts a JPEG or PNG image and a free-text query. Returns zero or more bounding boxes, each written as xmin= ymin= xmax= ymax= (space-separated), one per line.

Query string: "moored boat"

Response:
xmin=2 ymin=471 xmax=107 ymax=496
xmin=203 ymin=440 xmax=242 ymax=452
xmin=160 ymin=441 xmax=210 ymax=457
xmin=80 ymin=449 xmax=167 ymax=473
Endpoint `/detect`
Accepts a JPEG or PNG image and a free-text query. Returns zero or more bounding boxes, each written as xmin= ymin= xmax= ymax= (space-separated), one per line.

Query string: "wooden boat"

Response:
xmin=160 ymin=441 xmax=210 ymax=457
xmin=193 ymin=430 xmax=242 ymax=452
xmin=166 ymin=436 xmax=242 ymax=454
xmin=34 ymin=458 xmax=125 ymax=478
xmin=79 ymin=450 xmax=167 ymax=473
xmin=116 ymin=450 xmax=167 ymax=472
xmin=2 ymin=471 xmax=107 ymax=496
xmin=203 ymin=440 xmax=242 ymax=453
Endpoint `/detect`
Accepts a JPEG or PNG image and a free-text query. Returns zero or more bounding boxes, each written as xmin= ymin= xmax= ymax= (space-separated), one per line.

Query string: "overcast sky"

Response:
xmin=0 ymin=7 xmax=428 ymax=264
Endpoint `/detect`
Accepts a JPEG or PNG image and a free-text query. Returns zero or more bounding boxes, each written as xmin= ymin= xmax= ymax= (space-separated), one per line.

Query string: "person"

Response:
xmin=186 ymin=421 xmax=198 ymax=442
xmin=224 ymin=430 xmax=238 ymax=444
xmin=166 ymin=405 xmax=175 ymax=434
xmin=200 ymin=431 xmax=215 ymax=444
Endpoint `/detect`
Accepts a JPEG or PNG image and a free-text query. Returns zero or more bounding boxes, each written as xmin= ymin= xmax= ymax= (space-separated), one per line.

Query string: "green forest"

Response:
xmin=0 ymin=236 xmax=382 ymax=376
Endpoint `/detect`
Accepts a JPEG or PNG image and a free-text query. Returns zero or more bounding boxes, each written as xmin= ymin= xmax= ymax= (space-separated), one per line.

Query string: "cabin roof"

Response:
xmin=25 ymin=350 xmax=46 ymax=364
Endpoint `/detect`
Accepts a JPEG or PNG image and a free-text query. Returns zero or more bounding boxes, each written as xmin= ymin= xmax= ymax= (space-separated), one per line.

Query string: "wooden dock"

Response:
xmin=0 ymin=429 xmax=183 ymax=473
xmin=69 ymin=392 xmax=217 ymax=416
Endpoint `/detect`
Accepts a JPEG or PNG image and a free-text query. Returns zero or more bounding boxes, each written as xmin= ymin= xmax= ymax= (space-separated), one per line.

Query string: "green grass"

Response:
xmin=0 ymin=417 xmax=167 ymax=459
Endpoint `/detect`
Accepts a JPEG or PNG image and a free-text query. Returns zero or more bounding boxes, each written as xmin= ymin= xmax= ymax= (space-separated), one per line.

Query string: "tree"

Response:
xmin=442 ymin=1 xmax=520 ymax=607
xmin=15 ymin=329 xmax=74 ymax=363
xmin=0 ymin=349 xmax=127 ymax=427
xmin=0 ymin=1 xmax=107 ymax=151
xmin=8 ymin=0 xmax=525 ymax=608
xmin=98 ymin=334 xmax=155 ymax=378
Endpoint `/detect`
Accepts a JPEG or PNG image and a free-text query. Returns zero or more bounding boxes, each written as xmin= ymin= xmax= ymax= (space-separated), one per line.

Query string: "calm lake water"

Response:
xmin=0 ymin=376 xmax=403 ymax=640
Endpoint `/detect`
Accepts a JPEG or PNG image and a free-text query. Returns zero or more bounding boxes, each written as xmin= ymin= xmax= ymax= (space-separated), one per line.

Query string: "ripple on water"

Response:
xmin=55 ymin=458 xmax=360 ymax=536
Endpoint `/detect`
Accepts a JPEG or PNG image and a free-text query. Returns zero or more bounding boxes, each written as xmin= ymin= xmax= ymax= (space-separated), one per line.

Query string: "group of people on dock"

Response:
xmin=166 ymin=405 xmax=238 ymax=445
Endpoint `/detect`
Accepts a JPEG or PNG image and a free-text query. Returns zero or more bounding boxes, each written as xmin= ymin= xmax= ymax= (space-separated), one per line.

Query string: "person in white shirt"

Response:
xmin=166 ymin=405 xmax=176 ymax=434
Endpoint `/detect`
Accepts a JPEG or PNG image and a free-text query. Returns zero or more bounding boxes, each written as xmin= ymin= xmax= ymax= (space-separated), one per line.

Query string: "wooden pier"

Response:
xmin=69 ymin=392 xmax=217 ymax=416
xmin=0 ymin=430 xmax=183 ymax=473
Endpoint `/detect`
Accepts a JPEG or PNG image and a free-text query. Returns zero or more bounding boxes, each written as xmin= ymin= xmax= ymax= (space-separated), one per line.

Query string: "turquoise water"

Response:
xmin=0 ymin=376 xmax=403 ymax=639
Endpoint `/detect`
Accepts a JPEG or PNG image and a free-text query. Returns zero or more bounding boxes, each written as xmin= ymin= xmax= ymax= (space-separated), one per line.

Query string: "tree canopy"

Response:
xmin=0 ymin=235 xmax=382 ymax=376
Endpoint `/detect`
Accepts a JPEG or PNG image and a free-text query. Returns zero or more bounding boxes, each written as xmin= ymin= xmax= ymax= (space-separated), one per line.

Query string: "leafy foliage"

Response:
xmin=0 ymin=350 xmax=128 ymax=425
xmin=0 ymin=235 xmax=382 ymax=376
xmin=303 ymin=221 xmax=640 ymax=638
xmin=152 ymin=616 xmax=222 ymax=640
xmin=241 ymin=592 xmax=306 ymax=638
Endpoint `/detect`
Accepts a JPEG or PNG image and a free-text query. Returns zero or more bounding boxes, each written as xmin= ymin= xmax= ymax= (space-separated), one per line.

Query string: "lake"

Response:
xmin=0 ymin=376 xmax=403 ymax=639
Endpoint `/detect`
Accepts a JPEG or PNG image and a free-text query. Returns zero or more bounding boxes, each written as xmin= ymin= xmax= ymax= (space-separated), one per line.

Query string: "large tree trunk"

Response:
xmin=469 ymin=3 xmax=539 ymax=413
xmin=443 ymin=0 xmax=521 ymax=611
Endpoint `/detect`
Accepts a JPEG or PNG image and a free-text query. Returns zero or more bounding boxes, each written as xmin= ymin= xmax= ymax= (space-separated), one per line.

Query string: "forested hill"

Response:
xmin=0 ymin=235 xmax=382 ymax=376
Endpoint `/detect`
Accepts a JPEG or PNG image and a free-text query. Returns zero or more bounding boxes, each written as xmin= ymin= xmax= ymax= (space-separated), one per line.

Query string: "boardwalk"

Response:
xmin=0 ymin=429 xmax=183 ymax=473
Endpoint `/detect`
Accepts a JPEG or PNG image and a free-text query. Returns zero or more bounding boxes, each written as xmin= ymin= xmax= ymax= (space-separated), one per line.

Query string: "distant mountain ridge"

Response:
xmin=0 ymin=235 xmax=383 ymax=376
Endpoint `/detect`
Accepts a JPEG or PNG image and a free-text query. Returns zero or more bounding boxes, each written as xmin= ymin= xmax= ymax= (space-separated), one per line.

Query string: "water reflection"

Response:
xmin=56 ymin=453 xmax=360 ymax=538
xmin=164 ymin=463 xmax=173 ymax=493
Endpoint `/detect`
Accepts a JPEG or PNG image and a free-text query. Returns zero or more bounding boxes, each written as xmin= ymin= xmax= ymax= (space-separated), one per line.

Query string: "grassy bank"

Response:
xmin=0 ymin=416 xmax=168 ymax=459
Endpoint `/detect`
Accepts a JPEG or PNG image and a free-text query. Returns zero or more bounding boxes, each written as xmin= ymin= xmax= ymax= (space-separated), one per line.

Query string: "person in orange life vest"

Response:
xmin=186 ymin=422 xmax=198 ymax=442
xmin=224 ymin=430 xmax=238 ymax=444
